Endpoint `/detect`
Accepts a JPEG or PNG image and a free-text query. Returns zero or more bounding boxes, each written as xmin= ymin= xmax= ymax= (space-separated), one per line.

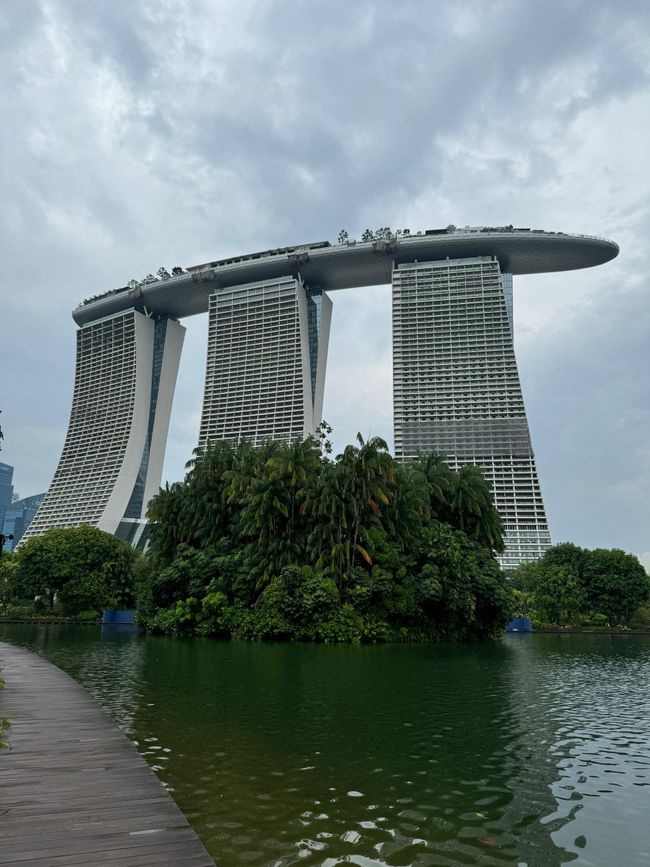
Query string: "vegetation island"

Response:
xmin=1 ymin=428 xmax=648 ymax=642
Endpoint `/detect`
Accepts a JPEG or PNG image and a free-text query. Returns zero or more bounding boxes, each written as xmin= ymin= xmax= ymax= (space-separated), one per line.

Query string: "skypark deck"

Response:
xmin=72 ymin=228 xmax=618 ymax=326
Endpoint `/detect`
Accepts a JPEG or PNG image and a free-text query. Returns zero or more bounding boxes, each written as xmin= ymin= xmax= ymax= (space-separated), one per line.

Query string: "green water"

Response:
xmin=1 ymin=626 xmax=649 ymax=866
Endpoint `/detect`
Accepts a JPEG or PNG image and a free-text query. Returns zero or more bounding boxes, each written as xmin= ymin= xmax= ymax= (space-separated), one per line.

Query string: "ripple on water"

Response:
xmin=3 ymin=627 xmax=650 ymax=866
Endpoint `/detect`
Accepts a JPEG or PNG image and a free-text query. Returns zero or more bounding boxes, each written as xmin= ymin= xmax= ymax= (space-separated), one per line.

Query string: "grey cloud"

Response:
xmin=1 ymin=0 xmax=649 ymax=557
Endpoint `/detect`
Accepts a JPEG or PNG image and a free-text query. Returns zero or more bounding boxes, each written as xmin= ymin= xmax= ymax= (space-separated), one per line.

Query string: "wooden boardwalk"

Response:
xmin=0 ymin=641 xmax=216 ymax=866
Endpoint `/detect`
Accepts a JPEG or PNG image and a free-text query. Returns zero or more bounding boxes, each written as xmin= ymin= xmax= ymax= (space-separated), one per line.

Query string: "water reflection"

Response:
xmin=504 ymin=634 xmax=650 ymax=866
xmin=1 ymin=626 xmax=649 ymax=865
xmin=2 ymin=623 xmax=146 ymax=737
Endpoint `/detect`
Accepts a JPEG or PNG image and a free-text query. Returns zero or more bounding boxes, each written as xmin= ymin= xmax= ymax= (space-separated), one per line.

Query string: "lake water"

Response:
xmin=1 ymin=625 xmax=649 ymax=866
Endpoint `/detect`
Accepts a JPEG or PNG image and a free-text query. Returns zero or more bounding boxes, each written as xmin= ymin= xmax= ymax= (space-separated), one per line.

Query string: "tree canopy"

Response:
xmin=511 ymin=543 xmax=649 ymax=626
xmin=9 ymin=526 xmax=136 ymax=615
xmin=139 ymin=432 xmax=512 ymax=642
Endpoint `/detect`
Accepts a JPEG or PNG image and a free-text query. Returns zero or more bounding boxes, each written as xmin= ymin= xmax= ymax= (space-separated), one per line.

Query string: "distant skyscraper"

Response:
xmin=22 ymin=310 xmax=184 ymax=546
xmin=2 ymin=493 xmax=45 ymax=550
xmin=0 ymin=462 xmax=14 ymax=531
xmin=199 ymin=277 xmax=332 ymax=448
xmin=392 ymin=256 xmax=550 ymax=567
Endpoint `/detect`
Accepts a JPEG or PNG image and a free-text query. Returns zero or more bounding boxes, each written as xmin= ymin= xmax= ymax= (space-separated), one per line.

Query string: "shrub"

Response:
xmin=317 ymin=604 xmax=365 ymax=643
xmin=626 ymin=605 xmax=650 ymax=629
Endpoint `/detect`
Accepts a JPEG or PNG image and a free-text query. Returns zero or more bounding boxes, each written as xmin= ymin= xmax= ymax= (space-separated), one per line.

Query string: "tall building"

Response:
xmin=2 ymin=493 xmax=45 ymax=550
xmin=392 ymin=256 xmax=549 ymax=567
xmin=199 ymin=277 xmax=332 ymax=448
xmin=0 ymin=462 xmax=14 ymax=531
xmin=22 ymin=310 xmax=184 ymax=546
xmin=24 ymin=228 xmax=618 ymax=567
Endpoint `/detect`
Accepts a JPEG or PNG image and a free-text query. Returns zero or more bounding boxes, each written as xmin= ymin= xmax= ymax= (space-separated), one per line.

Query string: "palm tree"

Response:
xmin=181 ymin=440 xmax=235 ymax=547
xmin=306 ymin=434 xmax=396 ymax=587
xmin=307 ymin=461 xmax=350 ymax=583
xmin=237 ymin=437 xmax=321 ymax=592
xmin=416 ymin=450 xmax=454 ymax=515
xmin=449 ymin=465 xmax=504 ymax=552
xmin=383 ymin=462 xmax=428 ymax=550
xmin=346 ymin=434 xmax=395 ymax=564
xmin=146 ymin=481 xmax=187 ymax=563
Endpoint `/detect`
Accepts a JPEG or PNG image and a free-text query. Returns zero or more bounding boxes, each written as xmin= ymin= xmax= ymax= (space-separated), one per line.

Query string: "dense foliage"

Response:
xmin=511 ymin=542 xmax=650 ymax=627
xmin=137 ymin=431 xmax=514 ymax=642
xmin=0 ymin=526 xmax=137 ymax=616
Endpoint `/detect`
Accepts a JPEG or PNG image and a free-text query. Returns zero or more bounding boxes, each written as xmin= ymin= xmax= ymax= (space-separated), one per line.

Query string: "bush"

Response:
xmin=586 ymin=613 xmax=609 ymax=627
xmin=142 ymin=598 xmax=202 ymax=635
xmin=58 ymin=574 xmax=106 ymax=617
xmin=77 ymin=609 xmax=102 ymax=622
xmin=0 ymin=602 xmax=35 ymax=619
xmin=626 ymin=605 xmax=650 ymax=629
xmin=317 ymin=604 xmax=365 ymax=643
xmin=199 ymin=591 xmax=229 ymax=636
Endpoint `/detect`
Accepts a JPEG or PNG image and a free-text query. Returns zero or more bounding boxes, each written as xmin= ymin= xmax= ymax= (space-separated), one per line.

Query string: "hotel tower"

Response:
xmin=23 ymin=227 xmax=618 ymax=567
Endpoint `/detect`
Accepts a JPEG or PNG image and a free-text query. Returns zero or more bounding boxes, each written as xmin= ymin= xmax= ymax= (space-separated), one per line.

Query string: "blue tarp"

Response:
xmin=102 ymin=609 xmax=136 ymax=625
xmin=506 ymin=617 xmax=533 ymax=633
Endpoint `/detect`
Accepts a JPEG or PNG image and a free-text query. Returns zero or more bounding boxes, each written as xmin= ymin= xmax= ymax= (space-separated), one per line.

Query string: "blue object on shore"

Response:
xmin=102 ymin=609 xmax=136 ymax=625
xmin=506 ymin=617 xmax=533 ymax=633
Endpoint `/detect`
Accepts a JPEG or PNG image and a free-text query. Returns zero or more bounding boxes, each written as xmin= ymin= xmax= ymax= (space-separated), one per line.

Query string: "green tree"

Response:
xmin=146 ymin=481 xmax=188 ymax=564
xmin=381 ymin=462 xmax=428 ymax=551
xmin=182 ymin=439 xmax=236 ymax=548
xmin=307 ymin=434 xmax=395 ymax=586
xmin=137 ymin=431 xmax=517 ymax=643
xmin=416 ymin=451 xmax=453 ymax=516
xmin=14 ymin=526 xmax=135 ymax=615
xmin=238 ymin=437 xmax=320 ymax=591
xmin=512 ymin=561 xmax=584 ymax=626
xmin=148 ymin=440 xmax=238 ymax=562
xmin=581 ymin=548 xmax=650 ymax=624
xmin=448 ymin=465 xmax=504 ymax=552
xmin=541 ymin=542 xmax=587 ymax=575
xmin=413 ymin=523 xmax=512 ymax=639
xmin=0 ymin=551 xmax=18 ymax=605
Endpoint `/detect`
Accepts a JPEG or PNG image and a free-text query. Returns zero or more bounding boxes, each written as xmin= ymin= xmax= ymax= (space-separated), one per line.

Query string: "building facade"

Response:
xmin=0 ymin=462 xmax=13 ymax=532
xmin=25 ymin=228 xmax=617 ymax=567
xmin=22 ymin=310 xmax=184 ymax=544
xmin=2 ymin=493 xmax=45 ymax=550
xmin=392 ymin=256 xmax=550 ymax=567
xmin=199 ymin=277 xmax=332 ymax=449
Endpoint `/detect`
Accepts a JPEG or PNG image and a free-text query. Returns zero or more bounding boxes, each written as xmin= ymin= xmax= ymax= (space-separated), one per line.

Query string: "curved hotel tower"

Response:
xmin=23 ymin=227 xmax=618 ymax=566
xmin=25 ymin=311 xmax=185 ymax=548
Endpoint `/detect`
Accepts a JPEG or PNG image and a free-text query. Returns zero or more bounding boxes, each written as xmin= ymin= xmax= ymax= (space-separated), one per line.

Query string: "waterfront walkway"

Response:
xmin=0 ymin=641 xmax=215 ymax=866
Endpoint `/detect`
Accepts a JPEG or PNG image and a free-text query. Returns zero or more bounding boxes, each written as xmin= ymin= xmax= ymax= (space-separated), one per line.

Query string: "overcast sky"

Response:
xmin=1 ymin=0 xmax=649 ymax=564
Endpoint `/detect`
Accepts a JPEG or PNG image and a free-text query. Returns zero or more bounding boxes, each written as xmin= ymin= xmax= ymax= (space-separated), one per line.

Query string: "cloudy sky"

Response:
xmin=1 ymin=0 xmax=649 ymax=563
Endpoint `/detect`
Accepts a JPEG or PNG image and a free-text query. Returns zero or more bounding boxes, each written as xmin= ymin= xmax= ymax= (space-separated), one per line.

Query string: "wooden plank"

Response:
xmin=0 ymin=642 xmax=215 ymax=866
